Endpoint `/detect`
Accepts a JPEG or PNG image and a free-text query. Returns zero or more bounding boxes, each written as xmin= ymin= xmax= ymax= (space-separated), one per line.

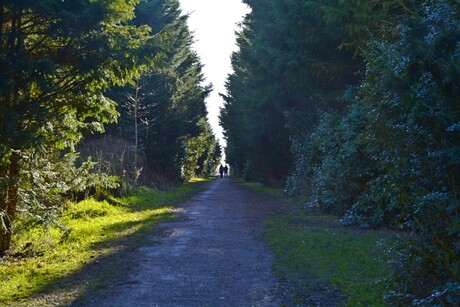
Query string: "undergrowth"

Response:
xmin=240 ymin=180 xmax=395 ymax=306
xmin=0 ymin=180 xmax=208 ymax=305
xmin=265 ymin=215 xmax=394 ymax=306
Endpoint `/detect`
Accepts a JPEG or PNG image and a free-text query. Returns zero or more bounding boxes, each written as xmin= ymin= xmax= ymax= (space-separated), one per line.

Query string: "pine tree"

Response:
xmin=106 ymin=0 xmax=215 ymax=183
xmin=0 ymin=0 xmax=151 ymax=255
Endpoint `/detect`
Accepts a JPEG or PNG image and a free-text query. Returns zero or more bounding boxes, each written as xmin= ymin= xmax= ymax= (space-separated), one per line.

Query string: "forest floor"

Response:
xmin=6 ymin=178 xmax=391 ymax=306
xmin=70 ymin=177 xmax=283 ymax=306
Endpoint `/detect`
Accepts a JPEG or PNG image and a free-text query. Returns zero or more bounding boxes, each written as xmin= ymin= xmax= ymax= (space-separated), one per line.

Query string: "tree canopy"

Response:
xmin=0 ymin=0 xmax=220 ymax=255
xmin=103 ymin=0 xmax=217 ymax=184
xmin=221 ymin=0 xmax=459 ymax=304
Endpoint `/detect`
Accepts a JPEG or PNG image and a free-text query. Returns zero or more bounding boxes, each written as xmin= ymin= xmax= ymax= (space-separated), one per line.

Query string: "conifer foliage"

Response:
xmin=103 ymin=0 xmax=218 ymax=184
xmin=221 ymin=0 xmax=459 ymax=304
xmin=0 ymin=0 xmax=220 ymax=255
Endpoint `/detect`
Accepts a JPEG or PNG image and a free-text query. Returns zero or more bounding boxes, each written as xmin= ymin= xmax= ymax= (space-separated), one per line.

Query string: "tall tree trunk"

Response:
xmin=0 ymin=151 xmax=20 ymax=256
xmin=134 ymin=78 xmax=139 ymax=173
xmin=0 ymin=9 xmax=22 ymax=256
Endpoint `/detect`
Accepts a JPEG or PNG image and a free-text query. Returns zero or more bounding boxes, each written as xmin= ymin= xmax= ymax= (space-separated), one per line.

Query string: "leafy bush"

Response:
xmin=285 ymin=96 xmax=377 ymax=218
xmin=286 ymin=0 xmax=459 ymax=303
xmin=17 ymin=148 xmax=119 ymax=231
xmin=349 ymin=0 xmax=460 ymax=303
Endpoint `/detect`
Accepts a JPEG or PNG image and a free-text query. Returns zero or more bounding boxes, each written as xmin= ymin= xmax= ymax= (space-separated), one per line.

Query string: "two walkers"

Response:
xmin=218 ymin=164 xmax=228 ymax=178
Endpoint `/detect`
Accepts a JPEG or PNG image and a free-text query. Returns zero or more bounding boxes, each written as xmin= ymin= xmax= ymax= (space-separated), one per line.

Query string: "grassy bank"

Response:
xmin=239 ymin=181 xmax=395 ymax=306
xmin=0 ymin=179 xmax=209 ymax=306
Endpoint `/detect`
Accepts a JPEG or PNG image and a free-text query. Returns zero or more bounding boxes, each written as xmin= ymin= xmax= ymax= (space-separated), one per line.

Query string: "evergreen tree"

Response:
xmin=222 ymin=0 xmax=419 ymax=185
xmin=182 ymin=118 xmax=222 ymax=180
xmin=0 ymin=0 xmax=151 ymax=255
xmin=136 ymin=0 xmax=212 ymax=182
xmin=105 ymin=0 xmax=215 ymax=183
xmin=352 ymin=2 xmax=460 ymax=302
xmin=223 ymin=0 xmax=459 ymax=303
xmin=221 ymin=0 xmax=362 ymax=184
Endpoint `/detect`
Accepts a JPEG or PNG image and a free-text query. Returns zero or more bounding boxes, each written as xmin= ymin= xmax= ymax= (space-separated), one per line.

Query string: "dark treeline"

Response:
xmin=221 ymin=0 xmax=459 ymax=304
xmin=0 ymin=0 xmax=220 ymax=255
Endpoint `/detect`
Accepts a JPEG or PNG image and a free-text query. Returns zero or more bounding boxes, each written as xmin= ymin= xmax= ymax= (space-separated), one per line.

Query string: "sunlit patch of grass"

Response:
xmin=264 ymin=214 xmax=395 ymax=306
xmin=189 ymin=177 xmax=214 ymax=183
xmin=0 ymin=182 xmax=205 ymax=305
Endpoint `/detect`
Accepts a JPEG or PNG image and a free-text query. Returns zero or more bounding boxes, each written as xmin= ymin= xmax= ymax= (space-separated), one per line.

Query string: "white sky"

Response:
xmin=179 ymin=0 xmax=250 ymax=147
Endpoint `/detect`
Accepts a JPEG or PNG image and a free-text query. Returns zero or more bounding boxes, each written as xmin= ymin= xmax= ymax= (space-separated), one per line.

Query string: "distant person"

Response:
xmin=224 ymin=165 xmax=228 ymax=177
xmin=219 ymin=164 xmax=224 ymax=178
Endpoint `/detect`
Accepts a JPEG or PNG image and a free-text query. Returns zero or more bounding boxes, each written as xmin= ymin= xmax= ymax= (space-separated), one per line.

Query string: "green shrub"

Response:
xmin=351 ymin=1 xmax=460 ymax=303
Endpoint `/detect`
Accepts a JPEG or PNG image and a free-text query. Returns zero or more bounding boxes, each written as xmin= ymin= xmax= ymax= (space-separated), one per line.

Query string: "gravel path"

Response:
xmin=79 ymin=178 xmax=280 ymax=306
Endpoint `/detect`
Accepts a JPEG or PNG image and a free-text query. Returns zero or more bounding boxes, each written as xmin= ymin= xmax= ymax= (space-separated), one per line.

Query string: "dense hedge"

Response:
xmin=223 ymin=0 xmax=459 ymax=304
xmin=288 ymin=1 xmax=460 ymax=303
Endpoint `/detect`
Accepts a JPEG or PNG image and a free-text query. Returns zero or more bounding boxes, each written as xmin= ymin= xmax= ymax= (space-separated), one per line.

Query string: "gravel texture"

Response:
xmin=75 ymin=178 xmax=280 ymax=306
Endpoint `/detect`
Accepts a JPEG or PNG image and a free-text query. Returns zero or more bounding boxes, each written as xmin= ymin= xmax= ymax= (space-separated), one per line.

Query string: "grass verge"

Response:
xmin=239 ymin=181 xmax=395 ymax=306
xmin=234 ymin=178 xmax=283 ymax=196
xmin=0 ymin=180 xmax=209 ymax=306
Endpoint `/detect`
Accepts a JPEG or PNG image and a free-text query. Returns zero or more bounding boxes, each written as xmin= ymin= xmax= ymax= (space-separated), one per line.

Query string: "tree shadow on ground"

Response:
xmin=10 ymin=213 xmax=175 ymax=307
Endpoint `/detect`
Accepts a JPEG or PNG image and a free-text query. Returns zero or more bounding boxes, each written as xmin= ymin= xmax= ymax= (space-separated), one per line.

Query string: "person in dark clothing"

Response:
xmin=223 ymin=165 xmax=228 ymax=177
xmin=219 ymin=164 xmax=224 ymax=178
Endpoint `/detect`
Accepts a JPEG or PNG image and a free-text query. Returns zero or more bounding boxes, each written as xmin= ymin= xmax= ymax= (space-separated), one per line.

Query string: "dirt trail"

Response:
xmin=74 ymin=178 xmax=280 ymax=306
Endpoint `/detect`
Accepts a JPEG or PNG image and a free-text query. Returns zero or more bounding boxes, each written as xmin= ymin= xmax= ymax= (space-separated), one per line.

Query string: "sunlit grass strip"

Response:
xmin=264 ymin=215 xmax=394 ymax=306
xmin=0 ymin=183 xmax=203 ymax=304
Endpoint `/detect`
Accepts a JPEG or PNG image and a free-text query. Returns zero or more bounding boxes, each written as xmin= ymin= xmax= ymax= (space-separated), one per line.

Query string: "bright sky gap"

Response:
xmin=178 ymin=0 xmax=250 ymax=148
